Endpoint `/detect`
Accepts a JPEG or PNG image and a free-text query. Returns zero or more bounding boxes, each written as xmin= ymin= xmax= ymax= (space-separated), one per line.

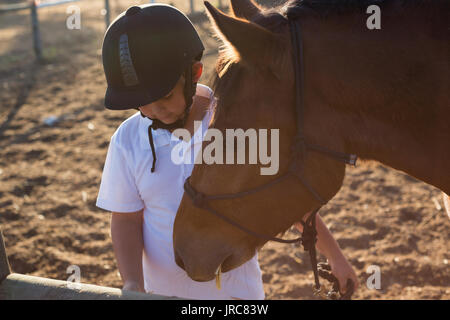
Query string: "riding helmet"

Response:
xmin=101 ymin=3 xmax=205 ymax=110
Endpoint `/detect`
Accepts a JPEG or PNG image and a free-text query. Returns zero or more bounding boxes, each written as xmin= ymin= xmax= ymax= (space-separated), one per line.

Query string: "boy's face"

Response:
xmin=139 ymin=75 xmax=187 ymax=125
xmin=139 ymin=61 xmax=203 ymax=126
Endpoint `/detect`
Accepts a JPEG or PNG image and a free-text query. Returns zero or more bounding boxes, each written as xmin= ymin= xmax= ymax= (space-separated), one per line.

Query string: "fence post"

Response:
xmin=30 ymin=0 xmax=43 ymax=61
xmin=104 ymin=0 xmax=110 ymax=29
xmin=0 ymin=230 xmax=11 ymax=284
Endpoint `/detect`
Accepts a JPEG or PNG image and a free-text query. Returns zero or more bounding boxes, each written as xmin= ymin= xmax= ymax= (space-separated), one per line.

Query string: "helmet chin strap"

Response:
xmin=142 ymin=65 xmax=197 ymax=172
xmin=143 ymin=109 xmax=189 ymax=132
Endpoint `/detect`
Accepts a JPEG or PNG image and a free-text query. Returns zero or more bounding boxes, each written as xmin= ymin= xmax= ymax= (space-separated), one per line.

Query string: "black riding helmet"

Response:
xmin=102 ymin=3 xmax=204 ymax=110
xmin=101 ymin=4 xmax=205 ymax=172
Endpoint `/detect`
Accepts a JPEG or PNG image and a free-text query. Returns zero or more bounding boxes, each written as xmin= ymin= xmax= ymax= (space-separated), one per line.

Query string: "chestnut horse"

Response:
xmin=173 ymin=0 xmax=449 ymax=282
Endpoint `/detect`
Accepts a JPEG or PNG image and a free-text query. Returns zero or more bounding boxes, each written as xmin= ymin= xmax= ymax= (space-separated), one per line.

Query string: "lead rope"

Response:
xmin=300 ymin=209 xmax=354 ymax=299
xmin=299 ymin=208 xmax=321 ymax=292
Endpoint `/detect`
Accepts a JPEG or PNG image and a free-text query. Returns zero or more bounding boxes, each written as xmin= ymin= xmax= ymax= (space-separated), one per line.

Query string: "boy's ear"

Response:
xmin=192 ymin=61 xmax=203 ymax=83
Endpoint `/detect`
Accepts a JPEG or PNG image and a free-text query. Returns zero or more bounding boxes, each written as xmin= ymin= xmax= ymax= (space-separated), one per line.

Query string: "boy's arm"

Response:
xmin=294 ymin=212 xmax=359 ymax=294
xmin=110 ymin=209 xmax=145 ymax=292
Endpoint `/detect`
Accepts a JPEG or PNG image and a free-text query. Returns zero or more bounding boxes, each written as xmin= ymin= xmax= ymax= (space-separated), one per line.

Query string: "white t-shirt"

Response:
xmin=96 ymin=84 xmax=265 ymax=300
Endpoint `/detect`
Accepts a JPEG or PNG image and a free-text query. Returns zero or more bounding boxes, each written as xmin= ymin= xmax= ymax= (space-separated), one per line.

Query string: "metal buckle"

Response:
xmin=348 ymin=154 xmax=357 ymax=166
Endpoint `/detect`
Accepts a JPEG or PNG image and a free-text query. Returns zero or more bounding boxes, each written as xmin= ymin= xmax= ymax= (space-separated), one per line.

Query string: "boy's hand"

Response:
xmin=328 ymin=254 xmax=359 ymax=295
xmin=122 ymin=280 xmax=145 ymax=293
xmin=295 ymin=213 xmax=359 ymax=296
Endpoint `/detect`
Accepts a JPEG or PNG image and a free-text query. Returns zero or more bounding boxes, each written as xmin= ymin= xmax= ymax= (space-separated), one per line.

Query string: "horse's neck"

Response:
xmin=303 ymin=4 xmax=449 ymax=193
xmin=333 ymin=110 xmax=449 ymax=193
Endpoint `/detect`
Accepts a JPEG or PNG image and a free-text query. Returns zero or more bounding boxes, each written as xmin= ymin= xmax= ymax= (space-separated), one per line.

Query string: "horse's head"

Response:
xmin=173 ymin=0 xmax=347 ymax=282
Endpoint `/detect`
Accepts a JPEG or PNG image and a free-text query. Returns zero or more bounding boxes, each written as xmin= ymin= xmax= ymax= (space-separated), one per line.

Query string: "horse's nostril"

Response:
xmin=174 ymin=250 xmax=185 ymax=270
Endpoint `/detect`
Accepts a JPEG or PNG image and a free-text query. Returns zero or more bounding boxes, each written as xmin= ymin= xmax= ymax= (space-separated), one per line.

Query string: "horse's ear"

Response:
xmin=230 ymin=0 xmax=262 ymax=20
xmin=204 ymin=1 xmax=282 ymax=67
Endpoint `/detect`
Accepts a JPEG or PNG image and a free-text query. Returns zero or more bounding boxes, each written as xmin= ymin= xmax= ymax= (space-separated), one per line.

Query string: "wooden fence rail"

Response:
xmin=0 ymin=230 xmax=181 ymax=300
xmin=0 ymin=273 xmax=181 ymax=300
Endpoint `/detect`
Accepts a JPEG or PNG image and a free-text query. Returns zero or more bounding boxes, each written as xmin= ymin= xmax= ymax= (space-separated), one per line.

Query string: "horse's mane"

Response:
xmin=210 ymin=0 xmax=388 ymax=123
xmin=209 ymin=0 xmax=443 ymax=126
xmin=285 ymin=0 xmax=432 ymax=16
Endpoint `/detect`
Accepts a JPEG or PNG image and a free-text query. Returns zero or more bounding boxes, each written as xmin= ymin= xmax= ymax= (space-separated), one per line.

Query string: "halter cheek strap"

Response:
xmin=182 ymin=15 xmax=357 ymax=300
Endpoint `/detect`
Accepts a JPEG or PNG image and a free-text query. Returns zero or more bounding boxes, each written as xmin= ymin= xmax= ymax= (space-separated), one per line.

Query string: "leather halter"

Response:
xmin=182 ymin=14 xmax=357 ymax=297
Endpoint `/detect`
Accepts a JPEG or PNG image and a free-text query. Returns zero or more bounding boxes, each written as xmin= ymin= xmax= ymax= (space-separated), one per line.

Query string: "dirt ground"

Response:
xmin=0 ymin=0 xmax=448 ymax=300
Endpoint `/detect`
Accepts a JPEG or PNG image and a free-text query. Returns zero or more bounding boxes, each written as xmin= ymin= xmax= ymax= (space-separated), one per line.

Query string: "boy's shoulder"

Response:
xmin=196 ymin=83 xmax=214 ymax=99
xmin=110 ymin=111 xmax=143 ymax=150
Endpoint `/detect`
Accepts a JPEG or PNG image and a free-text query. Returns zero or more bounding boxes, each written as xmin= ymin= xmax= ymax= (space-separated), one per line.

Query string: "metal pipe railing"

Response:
xmin=0 ymin=2 xmax=31 ymax=13
xmin=0 ymin=230 xmax=11 ymax=284
xmin=0 ymin=230 xmax=182 ymax=300
xmin=0 ymin=273 xmax=182 ymax=300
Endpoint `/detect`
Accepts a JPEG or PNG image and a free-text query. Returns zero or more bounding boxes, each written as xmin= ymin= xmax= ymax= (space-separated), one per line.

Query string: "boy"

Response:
xmin=97 ymin=3 xmax=357 ymax=299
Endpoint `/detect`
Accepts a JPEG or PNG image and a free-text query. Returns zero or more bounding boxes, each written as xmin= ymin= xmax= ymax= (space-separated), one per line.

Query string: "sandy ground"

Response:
xmin=0 ymin=0 xmax=448 ymax=300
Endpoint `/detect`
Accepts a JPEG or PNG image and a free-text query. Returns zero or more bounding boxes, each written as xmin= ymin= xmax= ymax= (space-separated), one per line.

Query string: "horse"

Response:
xmin=173 ymin=0 xmax=449 ymax=283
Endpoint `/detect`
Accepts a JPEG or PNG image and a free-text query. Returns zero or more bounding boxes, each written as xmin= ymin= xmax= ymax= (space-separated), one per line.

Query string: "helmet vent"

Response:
xmin=119 ymin=34 xmax=139 ymax=87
